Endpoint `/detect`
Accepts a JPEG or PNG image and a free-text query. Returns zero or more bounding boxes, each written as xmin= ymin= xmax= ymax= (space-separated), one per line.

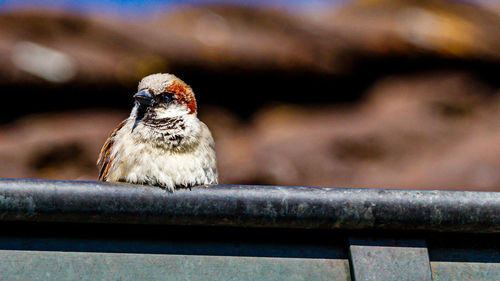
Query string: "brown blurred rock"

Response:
xmin=311 ymin=0 xmax=500 ymax=59
xmin=147 ymin=4 xmax=346 ymax=73
xmin=0 ymin=9 xmax=171 ymax=85
xmin=0 ymin=5 xmax=345 ymax=86
xmin=211 ymin=71 xmax=500 ymax=191
xmin=2 ymin=0 xmax=500 ymax=86
xmin=0 ymin=72 xmax=499 ymax=191
xmin=0 ymin=110 xmax=127 ymax=180
xmin=0 ymin=2 xmax=500 ymax=191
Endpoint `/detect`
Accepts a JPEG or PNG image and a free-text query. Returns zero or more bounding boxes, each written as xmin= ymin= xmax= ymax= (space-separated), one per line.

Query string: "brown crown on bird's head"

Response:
xmin=135 ymin=73 xmax=197 ymax=115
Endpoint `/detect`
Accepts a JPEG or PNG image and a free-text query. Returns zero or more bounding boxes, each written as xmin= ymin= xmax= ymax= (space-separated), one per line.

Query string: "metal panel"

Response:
xmin=0 ymin=179 xmax=499 ymax=233
xmin=429 ymin=247 xmax=500 ymax=280
xmin=430 ymin=262 xmax=500 ymax=281
xmin=0 ymin=250 xmax=351 ymax=281
xmin=349 ymin=238 xmax=432 ymax=281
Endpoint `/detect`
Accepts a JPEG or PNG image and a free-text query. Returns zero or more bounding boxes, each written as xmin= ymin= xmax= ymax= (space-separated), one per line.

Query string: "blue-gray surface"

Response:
xmin=349 ymin=238 xmax=432 ymax=281
xmin=0 ymin=250 xmax=351 ymax=281
xmin=431 ymin=261 xmax=500 ymax=281
xmin=0 ymin=179 xmax=499 ymax=232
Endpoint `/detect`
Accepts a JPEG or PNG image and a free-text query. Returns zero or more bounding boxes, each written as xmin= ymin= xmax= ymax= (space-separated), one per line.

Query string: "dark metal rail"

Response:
xmin=0 ymin=178 xmax=499 ymax=280
xmin=0 ymin=178 xmax=498 ymax=233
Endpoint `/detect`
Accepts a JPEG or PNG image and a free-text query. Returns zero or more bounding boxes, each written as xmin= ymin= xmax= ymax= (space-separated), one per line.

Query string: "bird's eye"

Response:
xmin=160 ymin=92 xmax=175 ymax=104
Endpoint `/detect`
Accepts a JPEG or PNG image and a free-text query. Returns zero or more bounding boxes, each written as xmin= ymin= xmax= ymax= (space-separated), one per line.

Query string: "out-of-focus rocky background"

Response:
xmin=1 ymin=0 xmax=499 ymax=191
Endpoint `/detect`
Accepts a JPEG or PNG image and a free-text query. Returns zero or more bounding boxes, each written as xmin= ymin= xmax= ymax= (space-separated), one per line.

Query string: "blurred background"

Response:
xmin=0 ymin=0 xmax=499 ymax=191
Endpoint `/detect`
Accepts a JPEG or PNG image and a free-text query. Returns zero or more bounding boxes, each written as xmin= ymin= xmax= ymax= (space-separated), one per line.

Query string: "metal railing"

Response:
xmin=0 ymin=178 xmax=499 ymax=280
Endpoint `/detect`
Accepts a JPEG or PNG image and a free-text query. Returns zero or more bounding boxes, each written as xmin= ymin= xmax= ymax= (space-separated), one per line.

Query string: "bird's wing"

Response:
xmin=97 ymin=120 xmax=126 ymax=181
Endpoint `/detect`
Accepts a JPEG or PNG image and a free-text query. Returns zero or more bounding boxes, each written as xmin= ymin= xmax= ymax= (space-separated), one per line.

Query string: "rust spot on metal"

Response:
xmin=166 ymin=82 xmax=197 ymax=114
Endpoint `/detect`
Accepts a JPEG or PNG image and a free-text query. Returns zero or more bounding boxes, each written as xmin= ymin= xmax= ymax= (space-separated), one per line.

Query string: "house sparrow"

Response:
xmin=97 ymin=73 xmax=218 ymax=191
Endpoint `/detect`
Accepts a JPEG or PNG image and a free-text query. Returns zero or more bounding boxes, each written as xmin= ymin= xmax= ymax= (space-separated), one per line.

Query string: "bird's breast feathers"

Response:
xmin=100 ymin=117 xmax=218 ymax=191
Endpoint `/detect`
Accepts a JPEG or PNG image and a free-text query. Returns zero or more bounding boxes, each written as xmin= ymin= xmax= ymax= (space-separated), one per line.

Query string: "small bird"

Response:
xmin=97 ymin=73 xmax=218 ymax=191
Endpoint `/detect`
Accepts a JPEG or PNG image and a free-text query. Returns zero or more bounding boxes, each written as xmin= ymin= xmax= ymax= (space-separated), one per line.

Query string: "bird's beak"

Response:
xmin=134 ymin=90 xmax=153 ymax=106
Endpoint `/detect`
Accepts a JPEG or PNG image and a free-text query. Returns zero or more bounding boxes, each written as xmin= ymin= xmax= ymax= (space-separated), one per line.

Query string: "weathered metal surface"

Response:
xmin=0 ymin=250 xmax=351 ymax=281
xmin=0 ymin=179 xmax=499 ymax=232
xmin=429 ymin=247 xmax=500 ymax=280
xmin=0 ymin=179 xmax=499 ymax=280
xmin=349 ymin=238 xmax=432 ymax=281
xmin=430 ymin=262 xmax=500 ymax=281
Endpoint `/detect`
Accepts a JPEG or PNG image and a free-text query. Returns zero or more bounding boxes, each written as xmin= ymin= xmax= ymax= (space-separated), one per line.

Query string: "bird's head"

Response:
xmin=132 ymin=73 xmax=197 ymax=125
